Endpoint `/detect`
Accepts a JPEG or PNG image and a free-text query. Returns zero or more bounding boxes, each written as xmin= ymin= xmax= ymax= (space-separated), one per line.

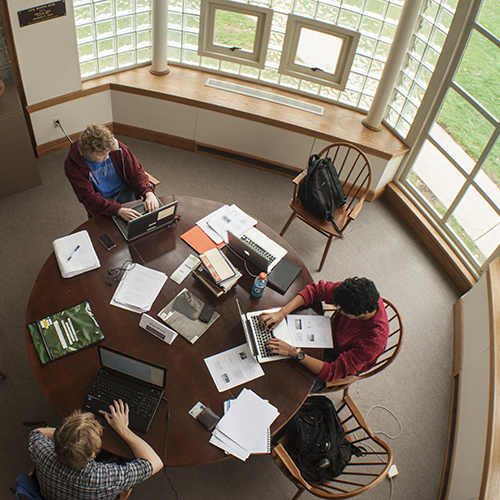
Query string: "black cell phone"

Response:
xmin=98 ymin=233 xmax=116 ymax=250
xmin=199 ymin=303 xmax=216 ymax=323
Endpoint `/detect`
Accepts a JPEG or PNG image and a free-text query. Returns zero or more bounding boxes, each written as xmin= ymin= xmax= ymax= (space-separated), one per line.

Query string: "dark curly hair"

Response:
xmin=333 ymin=277 xmax=379 ymax=317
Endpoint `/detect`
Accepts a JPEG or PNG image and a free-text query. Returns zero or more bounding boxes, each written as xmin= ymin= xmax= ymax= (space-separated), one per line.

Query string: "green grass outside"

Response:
xmin=436 ymin=0 xmax=500 ymax=185
xmin=214 ymin=11 xmax=257 ymax=52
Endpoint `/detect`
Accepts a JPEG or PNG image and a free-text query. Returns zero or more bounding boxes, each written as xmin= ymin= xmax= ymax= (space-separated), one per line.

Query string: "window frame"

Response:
xmin=198 ymin=0 xmax=273 ymax=69
xmin=278 ymin=15 xmax=360 ymax=90
xmin=397 ymin=0 xmax=500 ymax=277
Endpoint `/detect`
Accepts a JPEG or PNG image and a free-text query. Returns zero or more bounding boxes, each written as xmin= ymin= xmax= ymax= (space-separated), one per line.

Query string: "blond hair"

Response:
xmin=79 ymin=125 xmax=116 ymax=156
xmin=53 ymin=410 xmax=103 ymax=470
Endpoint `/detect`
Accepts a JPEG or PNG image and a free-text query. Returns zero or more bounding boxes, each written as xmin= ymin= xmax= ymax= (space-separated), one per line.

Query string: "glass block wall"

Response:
xmin=74 ymin=0 xmax=153 ymax=78
xmin=385 ymin=0 xmax=457 ymax=138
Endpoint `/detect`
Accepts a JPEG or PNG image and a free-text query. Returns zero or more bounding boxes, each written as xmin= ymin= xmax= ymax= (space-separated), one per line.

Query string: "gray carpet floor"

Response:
xmin=0 ymin=136 xmax=459 ymax=499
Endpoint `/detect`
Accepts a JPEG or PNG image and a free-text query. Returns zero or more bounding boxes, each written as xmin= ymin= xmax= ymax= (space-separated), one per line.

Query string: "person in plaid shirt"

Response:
xmin=29 ymin=400 xmax=163 ymax=500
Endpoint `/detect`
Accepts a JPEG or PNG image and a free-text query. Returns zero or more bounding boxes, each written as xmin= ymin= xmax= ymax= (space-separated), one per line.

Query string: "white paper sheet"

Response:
xmin=214 ymin=388 xmax=279 ymax=454
xmin=204 ymin=344 xmax=264 ymax=392
xmin=287 ymin=314 xmax=333 ymax=348
xmin=197 ymin=205 xmax=256 ymax=244
xmin=111 ymin=263 xmax=167 ymax=313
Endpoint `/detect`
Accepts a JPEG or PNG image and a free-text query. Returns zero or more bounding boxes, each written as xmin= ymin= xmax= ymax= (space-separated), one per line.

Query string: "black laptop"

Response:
xmin=83 ymin=345 xmax=166 ymax=433
xmin=112 ymin=199 xmax=179 ymax=242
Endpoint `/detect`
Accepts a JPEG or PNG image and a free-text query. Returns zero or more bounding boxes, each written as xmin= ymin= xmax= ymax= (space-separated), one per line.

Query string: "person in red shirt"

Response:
xmin=261 ymin=277 xmax=389 ymax=389
xmin=64 ymin=125 xmax=158 ymax=221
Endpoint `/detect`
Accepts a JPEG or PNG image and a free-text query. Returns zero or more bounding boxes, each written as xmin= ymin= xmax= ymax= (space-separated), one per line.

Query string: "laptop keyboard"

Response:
xmin=89 ymin=375 xmax=158 ymax=418
xmin=240 ymin=235 xmax=276 ymax=265
xmin=251 ymin=316 xmax=279 ymax=359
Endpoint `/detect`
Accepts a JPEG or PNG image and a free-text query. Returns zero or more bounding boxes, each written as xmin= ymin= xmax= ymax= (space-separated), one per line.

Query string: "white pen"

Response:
xmin=67 ymin=245 xmax=80 ymax=261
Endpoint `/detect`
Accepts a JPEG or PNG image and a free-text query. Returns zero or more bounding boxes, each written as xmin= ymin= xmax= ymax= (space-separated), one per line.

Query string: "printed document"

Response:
xmin=111 ymin=263 xmax=167 ymax=313
xmin=197 ymin=205 xmax=256 ymax=244
xmin=287 ymin=314 xmax=333 ymax=348
xmin=204 ymin=344 xmax=264 ymax=392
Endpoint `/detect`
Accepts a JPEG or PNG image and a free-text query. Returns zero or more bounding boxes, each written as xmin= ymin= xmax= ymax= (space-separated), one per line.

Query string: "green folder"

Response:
xmin=27 ymin=301 xmax=105 ymax=365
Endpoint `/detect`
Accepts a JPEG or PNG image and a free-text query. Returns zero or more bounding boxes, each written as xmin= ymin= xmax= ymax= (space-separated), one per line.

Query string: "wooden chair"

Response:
xmin=315 ymin=298 xmax=403 ymax=395
xmin=271 ymin=393 xmax=393 ymax=499
xmin=280 ymin=143 xmax=372 ymax=271
xmin=85 ymin=172 xmax=161 ymax=219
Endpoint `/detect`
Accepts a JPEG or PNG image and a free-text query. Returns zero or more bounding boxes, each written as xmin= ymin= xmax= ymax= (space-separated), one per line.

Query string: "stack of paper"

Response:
xmin=210 ymin=388 xmax=279 ymax=461
xmin=53 ymin=230 xmax=100 ymax=278
xmin=197 ymin=204 xmax=256 ymax=244
xmin=111 ymin=263 xmax=167 ymax=313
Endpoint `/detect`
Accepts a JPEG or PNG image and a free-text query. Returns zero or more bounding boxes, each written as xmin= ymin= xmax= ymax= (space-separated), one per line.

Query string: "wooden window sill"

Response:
xmin=28 ymin=65 xmax=409 ymax=162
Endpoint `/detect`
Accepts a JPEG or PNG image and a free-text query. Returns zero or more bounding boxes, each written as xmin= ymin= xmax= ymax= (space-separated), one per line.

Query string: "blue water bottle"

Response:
xmin=251 ymin=272 xmax=268 ymax=298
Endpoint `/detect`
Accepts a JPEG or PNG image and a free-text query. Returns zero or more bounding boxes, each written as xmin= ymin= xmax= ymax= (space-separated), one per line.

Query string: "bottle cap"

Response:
xmin=259 ymin=272 xmax=267 ymax=279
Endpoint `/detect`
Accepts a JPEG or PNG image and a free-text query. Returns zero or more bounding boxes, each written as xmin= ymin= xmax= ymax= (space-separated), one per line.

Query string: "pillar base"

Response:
xmin=149 ymin=66 xmax=171 ymax=76
xmin=362 ymin=118 xmax=382 ymax=132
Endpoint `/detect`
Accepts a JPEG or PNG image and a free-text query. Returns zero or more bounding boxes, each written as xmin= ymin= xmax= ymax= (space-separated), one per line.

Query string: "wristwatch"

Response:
xmin=295 ymin=348 xmax=305 ymax=361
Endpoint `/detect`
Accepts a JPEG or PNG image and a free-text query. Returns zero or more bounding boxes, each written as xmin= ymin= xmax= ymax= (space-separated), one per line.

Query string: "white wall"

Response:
xmin=447 ymin=274 xmax=490 ymax=500
xmin=30 ymin=92 xmax=114 ymax=145
xmin=7 ymin=0 xmax=81 ymax=105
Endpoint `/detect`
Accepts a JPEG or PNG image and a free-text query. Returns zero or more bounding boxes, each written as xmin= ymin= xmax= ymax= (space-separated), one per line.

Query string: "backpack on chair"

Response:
xmin=280 ymin=396 xmax=365 ymax=484
xmin=298 ymin=154 xmax=346 ymax=238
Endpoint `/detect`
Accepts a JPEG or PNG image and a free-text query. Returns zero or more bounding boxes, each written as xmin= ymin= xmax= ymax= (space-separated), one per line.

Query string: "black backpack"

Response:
xmin=298 ymin=154 xmax=346 ymax=238
xmin=280 ymin=396 xmax=364 ymax=484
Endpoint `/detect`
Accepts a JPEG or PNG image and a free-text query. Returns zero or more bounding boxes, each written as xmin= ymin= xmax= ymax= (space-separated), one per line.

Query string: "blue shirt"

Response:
xmin=29 ymin=430 xmax=153 ymax=500
xmin=85 ymin=157 xmax=125 ymax=199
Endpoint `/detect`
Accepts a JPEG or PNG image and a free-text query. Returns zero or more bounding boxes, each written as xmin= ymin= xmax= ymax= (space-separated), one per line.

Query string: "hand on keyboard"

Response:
xmin=117 ymin=207 xmax=142 ymax=221
xmin=259 ymin=309 xmax=286 ymax=331
xmin=265 ymin=337 xmax=292 ymax=357
xmin=104 ymin=399 xmax=130 ymax=434
xmin=143 ymin=192 xmax=159 ymax=213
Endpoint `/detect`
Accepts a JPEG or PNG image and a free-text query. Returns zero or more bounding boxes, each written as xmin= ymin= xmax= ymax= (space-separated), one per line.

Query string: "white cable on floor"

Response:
xmin=365 ymin=405 xmax=403 ymax=439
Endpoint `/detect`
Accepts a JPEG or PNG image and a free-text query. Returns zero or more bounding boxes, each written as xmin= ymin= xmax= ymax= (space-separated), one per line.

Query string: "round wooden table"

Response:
xmin=26 ymin=196 xmax=322 ymax=466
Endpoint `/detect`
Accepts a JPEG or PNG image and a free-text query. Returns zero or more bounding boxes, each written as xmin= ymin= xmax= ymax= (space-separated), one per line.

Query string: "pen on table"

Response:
xmin=67 ymin=245 xmax=80 ymax=261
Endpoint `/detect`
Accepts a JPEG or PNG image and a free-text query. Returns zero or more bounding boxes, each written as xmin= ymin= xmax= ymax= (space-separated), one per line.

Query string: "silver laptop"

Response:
xmin=228 ymin=227 xmax=287 ymax=273
xmin=83 ymin=345 xmax=166 ymax=433
xmin=236 ymin=298 xmax=292 ymax=363
xmin=112 ymin=199 xmax=179 ymax=242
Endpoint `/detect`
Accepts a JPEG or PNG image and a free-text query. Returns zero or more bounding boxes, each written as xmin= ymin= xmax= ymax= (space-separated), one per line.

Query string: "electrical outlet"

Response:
xmin=53 ymin=118 xmax=61 ymax=128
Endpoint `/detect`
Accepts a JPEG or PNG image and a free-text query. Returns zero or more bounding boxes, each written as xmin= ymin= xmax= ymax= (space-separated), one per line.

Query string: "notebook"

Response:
xmin=236 ymin=298 xmax=292 ymax=363
xmin=112 ymin=199 xmax=178 ymax=242
xmin=83 ymin=345 xmax=166 ymax=433
xmin=228 ymin=227 xmax=287 ymax=273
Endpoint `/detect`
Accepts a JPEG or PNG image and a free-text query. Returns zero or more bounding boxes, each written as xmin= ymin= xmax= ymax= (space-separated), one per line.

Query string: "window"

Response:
xmin=198 ymin=0 xmax=272 ymax=68
xmin=74 ymin=0 xmax=153 ymax=78
xmin=279 ymin=15 xmax=359 ymax=90
xmin=400 ymin=0 xmax=500 ymax=276
xmin=73 ymin=0 xmax=454 ymax=129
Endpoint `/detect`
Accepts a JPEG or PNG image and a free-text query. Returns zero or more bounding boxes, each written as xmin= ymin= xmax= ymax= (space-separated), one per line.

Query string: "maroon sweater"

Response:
xmin=64 ymin=140 xmax=154 ymax=216
xmin=299 ymin=281 xmax=389 ymax=381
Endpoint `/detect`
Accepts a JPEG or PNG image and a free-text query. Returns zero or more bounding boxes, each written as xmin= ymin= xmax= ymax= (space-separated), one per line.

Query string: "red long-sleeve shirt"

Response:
xmin=299 ymin=281 xmax=389 ymax=381
xmin=64 ymin=140 xmax=154 ymax=216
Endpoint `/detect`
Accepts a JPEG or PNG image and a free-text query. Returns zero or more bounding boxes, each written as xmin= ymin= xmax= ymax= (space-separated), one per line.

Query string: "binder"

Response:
xmin=27 ymin=301 xmax=105 ymax=365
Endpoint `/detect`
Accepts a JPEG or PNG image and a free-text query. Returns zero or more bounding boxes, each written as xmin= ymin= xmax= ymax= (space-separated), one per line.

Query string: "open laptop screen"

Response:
xmin=99 ymin=346 xmax=166 ymax=389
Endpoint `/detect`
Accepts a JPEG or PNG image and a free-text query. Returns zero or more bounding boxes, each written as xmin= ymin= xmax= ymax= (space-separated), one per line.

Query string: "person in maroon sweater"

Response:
xmin=260 ymin=277 xmax=389 ymax=388
xmin=64 ymin=125 xmax=158 ymax=221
